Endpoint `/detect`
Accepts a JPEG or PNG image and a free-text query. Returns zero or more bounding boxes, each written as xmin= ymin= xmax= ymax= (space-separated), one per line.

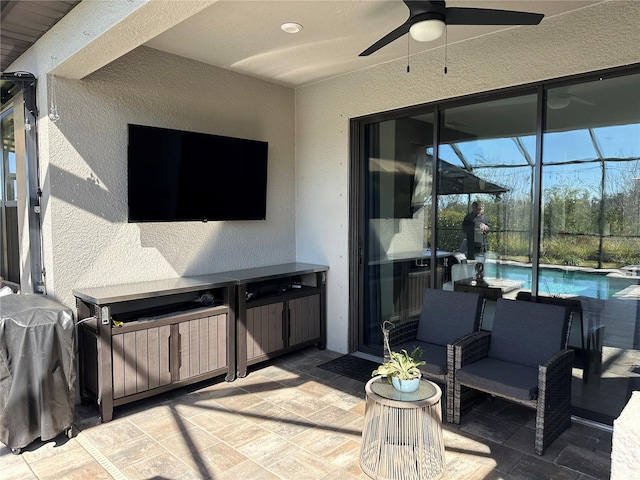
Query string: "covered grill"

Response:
xmin=0 ymin=294 xmax=75 ymax=453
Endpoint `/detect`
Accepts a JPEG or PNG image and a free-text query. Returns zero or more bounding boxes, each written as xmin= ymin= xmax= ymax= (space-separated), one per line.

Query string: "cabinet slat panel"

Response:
xmin=113 ymin=326 xmax=172 ymax=398
xmin=289 ymin=298 xmax=299 ymax=345
xmin=178 ymin=322 xmax=189 ymax=379
xmin=216 ymin=314 xmax=227 ymax=368
xmin=123 ymin=332 xmax=137 ymax=396
xmin=147 ymin=327 xmax=160 ymax=389
xmin=135 ymin=330 xmax=149 ymax=392
xmin=198 ymin=317 xmax=209 ymax=375
xmin=178 ymin=322 xmax=187 ymax=380
xmin=276 ymin=303 xmax=284 ymax=351
xmin=267 ymin=303 xmax=280 ymax=353
xmin=112 ymin=334 xmax=125 ymax=398
xmin=208 ymin=314 xmax=227 ymax=371
xmin=246 ymin=308 xmax=255 ymax=359
xmin=302 ymin=298 xmax=309 ymax=342
xmin=212 ymin=315 xmax=220 ymax=370
xmin=266 ymin=304 xmax=276 ymax=353
xmin=289 ymin=295 xmax=320 ymax=346
xmin=253 ymin=306 xmax=264 ymax=357
xmin=176 ymin=314 xmax=228 ymax=380
xmin=256 ymin=306 xmax=265 ymax=356
xmin=247 ymin=303 xmax=285 ymax=359
xmin=289 ymin=297 xmax=300 ymax=346
xmin=159 ymin=325 xmax=171 ymax=386
xmin=190 ymin=319 xmax=200 ymax=377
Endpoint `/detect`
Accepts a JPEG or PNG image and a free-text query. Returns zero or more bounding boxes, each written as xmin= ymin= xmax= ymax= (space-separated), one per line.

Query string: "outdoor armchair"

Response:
xmin=386 ymin=288 xmax=484 ymax=413
xmin=449 ymin=298 xmax=573 ymax=455
xmin=516 ymin=292 xmax=604 ymax=383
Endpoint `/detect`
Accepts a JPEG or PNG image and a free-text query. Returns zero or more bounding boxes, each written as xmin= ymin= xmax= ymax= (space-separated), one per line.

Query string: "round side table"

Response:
xmin=360 ymin=376 xmax=445 ymax=480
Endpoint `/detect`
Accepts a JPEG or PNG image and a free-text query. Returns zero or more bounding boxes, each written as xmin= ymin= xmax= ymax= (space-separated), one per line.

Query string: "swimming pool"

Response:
xmin=483 ymin=262 xmax=621 ymax=299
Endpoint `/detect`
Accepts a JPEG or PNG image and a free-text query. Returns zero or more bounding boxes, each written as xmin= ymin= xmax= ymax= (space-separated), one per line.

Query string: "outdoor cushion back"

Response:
xmin=416 ymin=289 xmax=483 ymax=346
xmin=488 ymin=298 xmax=570 ymax=367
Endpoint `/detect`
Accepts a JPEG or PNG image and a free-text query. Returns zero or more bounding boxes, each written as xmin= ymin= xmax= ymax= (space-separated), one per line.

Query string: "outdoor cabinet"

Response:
xmin=74 ymin=263 xmax=328 ymax=422
xmin=75 ymin=276 xmax=236 ymax=423
xmin=109 ymin=307 xmax=229 ymax=399
xmin=235 ymin=266 xmax=327 ymax=378
xmin=244 ymin=290 xmax=321 ymax=360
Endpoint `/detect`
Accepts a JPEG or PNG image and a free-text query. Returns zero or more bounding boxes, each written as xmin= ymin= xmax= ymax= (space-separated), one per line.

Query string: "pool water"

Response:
xmin=483 ymin=263 xmax=617 ymax=299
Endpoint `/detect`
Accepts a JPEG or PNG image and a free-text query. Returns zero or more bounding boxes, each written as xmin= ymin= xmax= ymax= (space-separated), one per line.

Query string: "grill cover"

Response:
xmin=0 ymin=294 xmax=75 ymax=450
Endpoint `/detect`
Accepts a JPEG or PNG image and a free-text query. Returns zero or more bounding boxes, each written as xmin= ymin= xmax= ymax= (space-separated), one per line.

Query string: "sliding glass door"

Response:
xmin=541 ymin=73 xmax=640 ymax=423
xmin=361 ymin=114 xmax=440 ymax=356
xmin=353 ymin=66 xmax=640 ymax=424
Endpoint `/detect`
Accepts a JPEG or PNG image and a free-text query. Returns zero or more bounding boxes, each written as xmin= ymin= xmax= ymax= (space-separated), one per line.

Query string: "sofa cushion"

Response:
xmin=456 ymin=357 xmax=539 ymax=401
xmin=395 ymin=341 xmax=447 ymax=378
xmin=488 ymin=298 xmax=569 ymax=367
xmin=416 ymin=289 xmax=483 ymax=346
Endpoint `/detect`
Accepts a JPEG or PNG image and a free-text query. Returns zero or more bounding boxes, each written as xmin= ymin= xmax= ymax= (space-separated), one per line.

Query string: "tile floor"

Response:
xmin=2 ymin=347 xmax=613 ymax=480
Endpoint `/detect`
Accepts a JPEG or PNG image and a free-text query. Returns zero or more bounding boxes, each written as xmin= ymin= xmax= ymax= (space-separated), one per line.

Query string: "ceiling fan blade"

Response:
xmin=445 ymin=8 xmax=544 ymax=25
xmin=359 ymin=22 xmax=411 ymax=56
xmin=570 ymin=94 xmax=595 ymax=106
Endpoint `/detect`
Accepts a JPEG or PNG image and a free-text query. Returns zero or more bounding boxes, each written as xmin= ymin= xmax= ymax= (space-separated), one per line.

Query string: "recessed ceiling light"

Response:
xmin=281 ymin=22 xmax=303 ymax=34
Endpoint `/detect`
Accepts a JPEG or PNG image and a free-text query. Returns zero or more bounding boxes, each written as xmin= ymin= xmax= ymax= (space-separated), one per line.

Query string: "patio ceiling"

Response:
xmin=2 ymin=1 xmax=633 ymax=156
xmin=1 ymin=1 xmax=604 ymax=87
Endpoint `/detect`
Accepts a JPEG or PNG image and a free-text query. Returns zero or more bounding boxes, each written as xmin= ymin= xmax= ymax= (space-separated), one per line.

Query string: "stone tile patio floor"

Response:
xmin=2 ymin=347 xmax=612 ymax=480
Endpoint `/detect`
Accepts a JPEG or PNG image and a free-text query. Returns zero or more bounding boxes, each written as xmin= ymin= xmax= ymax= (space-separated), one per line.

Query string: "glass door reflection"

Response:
xmin=542 ymin=73 xmax=640 ymax=423
xmin=362 ymin=115 xmax=442 ymax=355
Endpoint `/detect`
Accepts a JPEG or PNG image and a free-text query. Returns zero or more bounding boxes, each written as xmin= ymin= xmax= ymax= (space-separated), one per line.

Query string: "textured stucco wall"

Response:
xmin=295 ymin=1 xmax=640 ymax=353
xmin=46 ymin=46 xmax=295 ymax=307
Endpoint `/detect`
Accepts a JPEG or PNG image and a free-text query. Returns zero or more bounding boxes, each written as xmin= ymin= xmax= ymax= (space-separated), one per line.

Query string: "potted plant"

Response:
xmin=372 ymin=346 xmax=425 ymax=393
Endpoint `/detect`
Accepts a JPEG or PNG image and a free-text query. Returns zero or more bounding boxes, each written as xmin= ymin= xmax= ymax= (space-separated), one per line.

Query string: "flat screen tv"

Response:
xmin=127 ymin=124 xmax=268 ymax=222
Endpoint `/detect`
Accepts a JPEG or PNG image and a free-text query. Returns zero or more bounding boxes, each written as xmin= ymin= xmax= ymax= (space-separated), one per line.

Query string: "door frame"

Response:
xmin=1 ymin=73 xmax=44 ymax=293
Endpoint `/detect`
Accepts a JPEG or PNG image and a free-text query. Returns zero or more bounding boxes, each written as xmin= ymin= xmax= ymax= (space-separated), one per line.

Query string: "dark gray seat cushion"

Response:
xmin=395 ymin=341 xmax=447 ymax=378
xmin=416 ymin=289 xmax=483 ymax=346
xmin=488 ymin=298 xmax=569 ymax=368
xmin=456 ymin=358 xmax=539 ymax=401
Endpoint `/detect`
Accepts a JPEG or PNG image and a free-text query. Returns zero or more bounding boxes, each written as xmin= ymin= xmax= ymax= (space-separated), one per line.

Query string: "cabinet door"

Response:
xmin=246 ymin=302 xmax=284 ymax=359
xmin=288 ymin=294 xmax=321 ymax=347
xmin=178 ymin=313 xmax=228 ymax=381
xmin=112 ymin=325 xmax=171 ymax=399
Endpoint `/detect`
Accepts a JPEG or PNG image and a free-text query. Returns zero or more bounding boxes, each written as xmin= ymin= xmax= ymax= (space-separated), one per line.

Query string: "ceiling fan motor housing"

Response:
xmin=411 ymin=11 xmax=446 ymax=26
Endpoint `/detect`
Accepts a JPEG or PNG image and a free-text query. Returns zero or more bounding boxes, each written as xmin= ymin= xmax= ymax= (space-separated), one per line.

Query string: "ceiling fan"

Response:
xmin=360 ymin=0 xmax=544 ymax=56
xmin=547 ymin=92 xmax=595 ymax=110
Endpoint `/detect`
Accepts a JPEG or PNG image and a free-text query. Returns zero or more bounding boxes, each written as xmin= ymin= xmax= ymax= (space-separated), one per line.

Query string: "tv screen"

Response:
xmin=127 ymin=124 xmax=268 ymax=222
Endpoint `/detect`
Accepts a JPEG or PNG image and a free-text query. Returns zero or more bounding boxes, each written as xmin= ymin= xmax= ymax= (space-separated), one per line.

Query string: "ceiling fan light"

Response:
xmin=409 ymin=19 xmax=446 ymax=42
xmin=547 ymin=94 xmax=571 ymax=110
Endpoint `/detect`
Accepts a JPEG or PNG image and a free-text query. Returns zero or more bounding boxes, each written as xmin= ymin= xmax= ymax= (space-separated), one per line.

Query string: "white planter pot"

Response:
xmin=391 ymin=375 xmax=421 ymax=393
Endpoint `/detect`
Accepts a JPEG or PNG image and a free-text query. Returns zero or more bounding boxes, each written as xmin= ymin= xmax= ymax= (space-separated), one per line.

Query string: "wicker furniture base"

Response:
xmin=360 ymin=377 xmax=445 ymax=480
